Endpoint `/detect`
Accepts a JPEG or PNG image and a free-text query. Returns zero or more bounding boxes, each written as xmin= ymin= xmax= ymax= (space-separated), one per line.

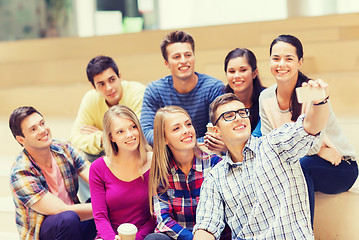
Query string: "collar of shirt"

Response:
xmin=23 ymin=141 xmax=66 ymax=169
xmin=169 ymin=154 xmax=203 ymax=175
xmin=223 ymin=136 xmax=258 ymax=175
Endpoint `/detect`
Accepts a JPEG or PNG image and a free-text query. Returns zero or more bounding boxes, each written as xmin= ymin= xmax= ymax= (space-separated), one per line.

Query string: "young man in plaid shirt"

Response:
xmin=9 ymin=106 xmax=96 ymax=240
xmin=194 ymin=79 xmax=329 ymax=239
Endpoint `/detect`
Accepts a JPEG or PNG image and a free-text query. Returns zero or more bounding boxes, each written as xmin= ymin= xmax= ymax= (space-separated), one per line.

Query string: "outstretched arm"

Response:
xmin=302 ymin=79 xmax=330 ymax=135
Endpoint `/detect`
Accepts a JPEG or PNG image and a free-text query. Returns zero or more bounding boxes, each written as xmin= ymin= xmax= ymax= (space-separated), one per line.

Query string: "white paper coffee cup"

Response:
xmin=117 ymin=223 xmax=138 ymax=240
xmin=206 ymin=123 xmax=213 ymax=133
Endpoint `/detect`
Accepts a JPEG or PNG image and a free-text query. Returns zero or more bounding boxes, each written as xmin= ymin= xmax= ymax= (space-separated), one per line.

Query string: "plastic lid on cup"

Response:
xmin=206 ymin=123 xmax=213 ymax=128
xmin=117 ymin=223 xmax=138 ymax=235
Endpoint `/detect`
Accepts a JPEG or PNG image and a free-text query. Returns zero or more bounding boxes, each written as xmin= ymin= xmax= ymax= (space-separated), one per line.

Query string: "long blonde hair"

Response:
xmin=102 ymin=105 xmax=150 ymax=166
xmin=149 ymin=106 xmax=200 ymax=214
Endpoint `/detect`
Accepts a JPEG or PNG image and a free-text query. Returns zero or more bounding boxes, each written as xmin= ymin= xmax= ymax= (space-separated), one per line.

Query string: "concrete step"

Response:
xmin=0 ymin=174 xmax=11 ymax=199
xmin=337 ymin=118 xmax=359 ymax=160
xmin=0 ymin=196 xmax=17 ymax=237
xmin=1 ymin=13 xmax=359 ymax=89
xmin=1 ymin=71 xmax=359 ymax=119
xmin=0 ymin=232 xmax=18 ymax=240
xmin=314 ymin=191 xmax=359 ymax=240
xmin=0 ymin=166 xmax=18 ymax=237
xmin=0 ymin=84 xmax=90 ymax=118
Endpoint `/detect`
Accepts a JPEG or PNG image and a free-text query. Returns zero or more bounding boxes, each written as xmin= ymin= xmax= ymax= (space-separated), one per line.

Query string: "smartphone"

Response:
xmin=296 ymin=86 xmax=326 ymax=103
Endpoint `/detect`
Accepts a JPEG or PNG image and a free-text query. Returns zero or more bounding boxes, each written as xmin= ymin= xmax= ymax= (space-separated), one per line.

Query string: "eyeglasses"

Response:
xmin=213 ymin=108 xmax=250 ymax=126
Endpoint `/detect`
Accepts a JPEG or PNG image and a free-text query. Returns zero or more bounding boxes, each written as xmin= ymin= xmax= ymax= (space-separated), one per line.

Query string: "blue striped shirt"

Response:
xmin=140 ymin=72 xmax=224 ymax=145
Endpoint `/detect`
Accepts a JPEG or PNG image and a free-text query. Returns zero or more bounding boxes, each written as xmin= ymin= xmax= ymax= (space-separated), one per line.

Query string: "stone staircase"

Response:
xmin=0 ymin=12 xmax=358 ymax=239
xmin=0 ymin=118 xmax=22 ymax=239
xmin=313 ymin=118 xmax=359 ymax=239
xmin=0 ymin=167 xmax=18 ymax=239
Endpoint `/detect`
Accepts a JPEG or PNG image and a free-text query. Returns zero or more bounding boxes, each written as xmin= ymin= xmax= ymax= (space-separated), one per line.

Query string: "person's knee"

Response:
xmin=144 ymin=233 xmax=171 ymax=240
xmin=300 ymin=156 xmax=312 ymax=167
xmin=57 ymin=211 xmax=81 ymax=230
xmin=40 ymin=211 xmax=81 ymax=240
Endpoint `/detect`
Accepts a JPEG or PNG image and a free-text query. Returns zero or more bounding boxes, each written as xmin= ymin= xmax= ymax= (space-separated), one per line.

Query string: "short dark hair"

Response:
xmin=160 ymin=30 xmax=195 ymax=61
xmin=209 ymin=93 xmax=241 ymax=125
xmin=86 ymin=55 xmax=119 ymax=87
xmin=9 ymin=106 xmax=42 ymax=139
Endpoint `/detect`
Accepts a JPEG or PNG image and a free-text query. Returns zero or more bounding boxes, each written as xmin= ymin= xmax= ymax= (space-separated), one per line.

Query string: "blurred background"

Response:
xmin=1 ymin=0 xmax=359 ymax=42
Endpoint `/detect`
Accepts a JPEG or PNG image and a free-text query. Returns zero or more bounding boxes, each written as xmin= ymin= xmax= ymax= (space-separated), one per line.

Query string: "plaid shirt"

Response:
xmin=194 ymin=115 xmax=318 ymax=240
xmin=153 ymin=153 xmax=221 ymax=240
xmin=10 ymin=140 xmax=89 ymax=240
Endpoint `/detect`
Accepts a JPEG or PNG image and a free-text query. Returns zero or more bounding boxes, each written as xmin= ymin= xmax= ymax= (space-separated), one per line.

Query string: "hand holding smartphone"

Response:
xmin=296 ymin=86 xmax=326 ymax=103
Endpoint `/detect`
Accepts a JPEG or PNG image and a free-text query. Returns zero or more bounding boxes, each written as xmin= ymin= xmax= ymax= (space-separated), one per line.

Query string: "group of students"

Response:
xmin=9 ymin=30 xmax=357 ymax=240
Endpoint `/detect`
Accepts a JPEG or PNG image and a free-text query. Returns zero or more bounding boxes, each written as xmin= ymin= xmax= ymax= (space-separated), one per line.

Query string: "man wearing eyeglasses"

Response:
xmin=193 ymin=79 xmax=330 ymax=239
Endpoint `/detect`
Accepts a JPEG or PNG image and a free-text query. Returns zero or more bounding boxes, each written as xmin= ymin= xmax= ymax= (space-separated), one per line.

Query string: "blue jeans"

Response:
xmin=144 ymin=233 xmax=172 ymax=240
xmin=301 ymin=155 xmax=358 ymax=226
xmin=39 ymin=211 xmax=97 ymax=240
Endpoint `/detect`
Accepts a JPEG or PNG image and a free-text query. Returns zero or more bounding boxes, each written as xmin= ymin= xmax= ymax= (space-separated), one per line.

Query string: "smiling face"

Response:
xmin=213 ymin=100 xmax=251 ymax=146
xmin=164 ymin=112 xmax=196 ymax=153
xmin=16 ymin=113 xmax=52 ymax=151
xmin=270 ymin=41 xmax=302 ymax=85
xmin=226 ymin=56 xmax=257 ymax=96
xmin=165 ymin=42 xmax=195 ymax=82
xmin=93 ymin=68 xmax=123 ymax=107
xmin=110 ymin=117 xmax=140 ymax=153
